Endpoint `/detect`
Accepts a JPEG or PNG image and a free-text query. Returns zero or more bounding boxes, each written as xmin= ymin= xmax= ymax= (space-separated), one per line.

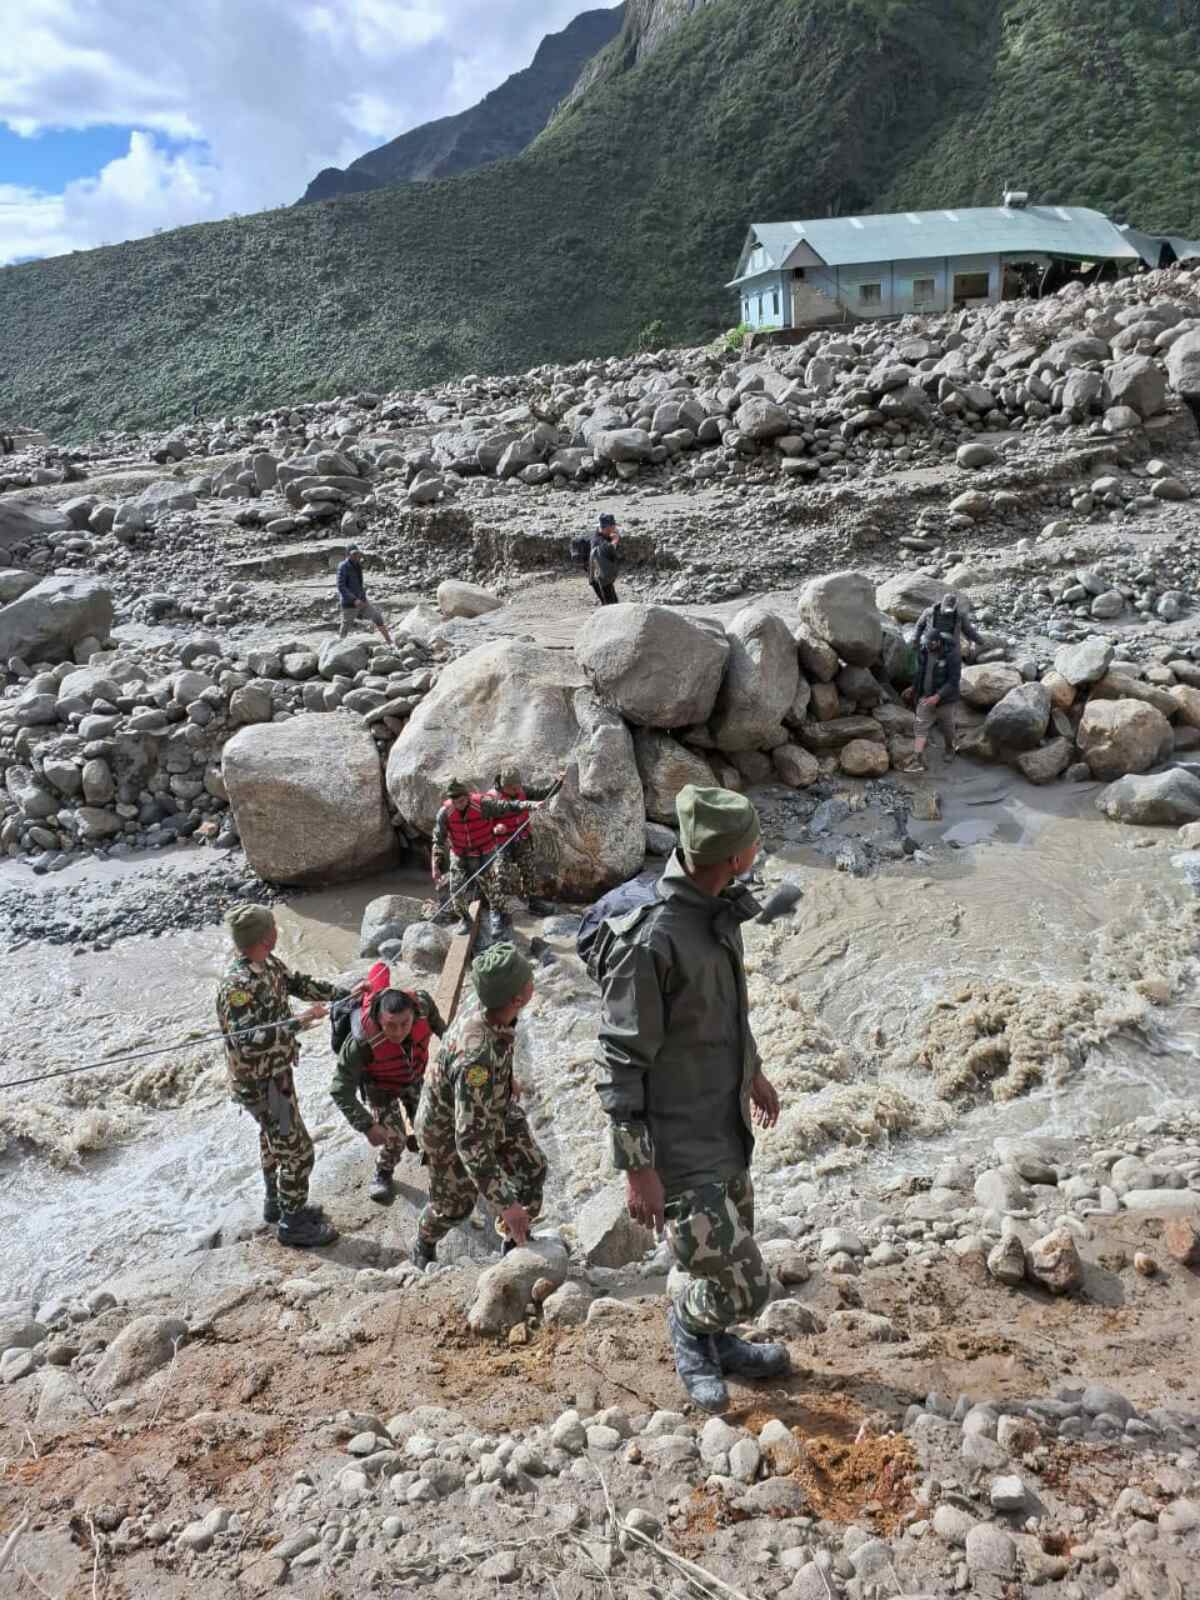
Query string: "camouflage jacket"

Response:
xmin=414 ymin=1003 xmax=523 ymax=1210
xmin=431 ymin=795 xmax=530 ymax=874
xmin=216 ymin=954 xmax=345 ymax=1085
xmin=593 ymin=851 xmax=761 ymax=1197
xmin=329 ymin=989 xmax=446 ymax=1133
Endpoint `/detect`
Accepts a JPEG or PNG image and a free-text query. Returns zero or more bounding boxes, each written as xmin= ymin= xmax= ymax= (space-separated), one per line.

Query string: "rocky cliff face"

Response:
xmin=300 ymin=6 xmax=623 ymax=204
xmin=562 ymin=0 xmax=729 ymax=106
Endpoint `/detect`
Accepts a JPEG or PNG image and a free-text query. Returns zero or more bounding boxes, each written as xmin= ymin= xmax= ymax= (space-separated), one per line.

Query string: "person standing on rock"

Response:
xmin=330 ymin=982 xmax=447 ymax=1205
xmin=216 ymin=904 xmax=359 ymax=1248
xmin=914 ymin=592 xmax=979 ymax=660
xmin=485 ymin=764 xmax=560 ymax=922
xmin=412 ymin=943 xmax=547 ymax=1270
xmin=431 ymin=778 xmax=544 ymax=937
xmin=592 ymin=785 xmax=789 ymax=1414
xmin=902 ymin=627 xmax=961 ymax=773
xmin=336 ymin=546 xmax=394 ymax=645
xmin=588 ymin=514 xmax=621 ymax=606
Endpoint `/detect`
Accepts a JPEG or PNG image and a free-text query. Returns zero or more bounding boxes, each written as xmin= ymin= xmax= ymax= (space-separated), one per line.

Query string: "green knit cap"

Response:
xmin=472 ymin=942 xmax=534 ymax=1009
xmin=676 ymin=785 xmax=760 ymax=866
xmin=445 ymin=776 xmax=470 ymax=798
xmin=226 ymin=902 xmax=275 ymax=952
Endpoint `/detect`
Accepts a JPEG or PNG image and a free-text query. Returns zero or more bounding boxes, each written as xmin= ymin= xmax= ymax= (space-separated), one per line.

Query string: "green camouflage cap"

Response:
xmin=445 ymin=776 xmax=470 ymax=798
xmin=472 ymin=942 xmax=534 ymax=1009
xmin=226 ymin=902 xmax=275 ymax=952
xmin=675 ymin=785 xmax=760 ymax=866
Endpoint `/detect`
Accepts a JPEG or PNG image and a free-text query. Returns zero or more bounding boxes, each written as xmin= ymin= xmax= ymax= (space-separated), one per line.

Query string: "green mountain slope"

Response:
xmin=2 ymin=0 xmax=1198 ymax=440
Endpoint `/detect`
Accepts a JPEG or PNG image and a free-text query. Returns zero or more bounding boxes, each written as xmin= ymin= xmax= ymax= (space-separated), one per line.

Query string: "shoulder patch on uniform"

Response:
xmin=465 ymin=1064 xmax=490 ymax=1090
xmin=226 ymin=988 xmax=252 ymax=1007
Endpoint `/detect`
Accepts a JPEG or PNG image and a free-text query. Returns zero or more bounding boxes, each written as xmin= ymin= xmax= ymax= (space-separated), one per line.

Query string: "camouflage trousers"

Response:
xmin=366 ymin=1086 xmax=422 ymax=1176
xmin=490 ymin=840 xmax=537 ymax=913
xmin=445 ymin=853 xmax=495 ymax=919
xmin=417 ymin=1105 xmax=548 ymax=1247
xmin=230 ymin=1069 xmax=314 ymax=1214
xmin=665 ymin=1171 xmax=771 ymax=1337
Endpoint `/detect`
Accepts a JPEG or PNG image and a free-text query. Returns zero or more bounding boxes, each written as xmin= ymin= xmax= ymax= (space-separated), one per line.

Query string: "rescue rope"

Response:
xmin=0 ymin=774 xmax=570 ymax=1093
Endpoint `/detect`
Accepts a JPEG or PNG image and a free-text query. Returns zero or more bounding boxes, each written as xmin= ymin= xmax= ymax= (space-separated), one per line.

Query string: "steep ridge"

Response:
xmin=300 ymin=6 xmax=623 ymax=204
xmin=1 ymin=0 xmax=1198 ymax=440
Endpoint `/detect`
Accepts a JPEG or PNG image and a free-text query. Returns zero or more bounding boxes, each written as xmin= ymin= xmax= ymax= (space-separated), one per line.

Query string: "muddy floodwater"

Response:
xmin=2 ymin=771 xmax=1197 ymax=1304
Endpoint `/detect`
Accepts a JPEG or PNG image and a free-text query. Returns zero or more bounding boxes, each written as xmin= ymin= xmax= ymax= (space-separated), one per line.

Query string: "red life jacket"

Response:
xmin=356 ymin=962 xmax=433 ymax=1093
xmin=441 ymin=796 xmax=495 ymax=856
xmin=488 ymin=786 xmax=530 ymax=841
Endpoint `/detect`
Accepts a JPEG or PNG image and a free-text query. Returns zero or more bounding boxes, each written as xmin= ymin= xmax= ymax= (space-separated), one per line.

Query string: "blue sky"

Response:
xmin=0 ymin=1 xmax=606 ymax=266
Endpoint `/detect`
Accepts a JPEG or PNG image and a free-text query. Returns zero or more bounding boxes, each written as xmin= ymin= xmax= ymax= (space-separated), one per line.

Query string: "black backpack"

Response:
xmin=328 ymin=993 xmax=358 ymax=1054
xmin=576 ymin=871 xmax=661 ymax=977
xmin=570 ymin=534 xmax=592 ymax=566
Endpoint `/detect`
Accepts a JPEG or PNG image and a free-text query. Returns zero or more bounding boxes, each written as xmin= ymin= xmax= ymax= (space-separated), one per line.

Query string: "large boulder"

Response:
xmin=0 ymin=568 xmax=39 ymax=603
xmin=1166 ymin=328 xmax=1200 ymax=398
xmin=711 ymin=605 xmax=799 ymax=752
xmin=875 ymin=573 xmax=950 ymax=624
xmin=575 ymin=605 xmax=729 ymax=728
xmin=634 ymin=729 xmax=713 ymax=824
xmin=1054 ymin=636 xmax=1113 ymax=687
xmin=92 ymin=1316 xmax=188 ymax=1396
xmin=437 ymin=580 xmax=502 ymax=619
xmin=386 ymin=640 xmax=644 ymax=900
xmin=1077 ymin=699 xmax=1173 ymax=781
xmin=736 ymin=394 xmax=791 ymax=440
xmin=0 ymin=498 xmax=68 ymax=551
xmin=132 ymin=479 xmax=199 ymax=517
xmin=359 ymin=894 xmax=427 ymax=957
xmin=468 ymin=1239 xmax=569 ymax=1334
xmin=0 ymin=576 xmax=113 ymax=665
xmin=1106 ymin=355 xmax=1167 ymax=420
xmin=960 ymin=663 xmax=1022 ymax=709
xmin=984 ymin=683 xmax=1050 ymax=751
xmin=1097 ymin=769 xmax=1200 ymax=826
xmin=797 ymin=572 xmax=882 ymax=667
xmin=223 ymin=714 xmax=400 ymax=885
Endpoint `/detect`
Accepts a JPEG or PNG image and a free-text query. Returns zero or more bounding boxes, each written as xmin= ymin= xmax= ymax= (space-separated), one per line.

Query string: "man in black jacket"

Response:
xmin=588 ymin=514 xmax=621 ymax=605
xmin=902 ymin=628 xmax=961 ymax=772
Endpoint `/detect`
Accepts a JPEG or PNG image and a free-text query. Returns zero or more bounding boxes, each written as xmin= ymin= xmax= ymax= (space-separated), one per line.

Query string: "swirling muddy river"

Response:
xmin=2 ymin=769 xmax=1197 ymax=1304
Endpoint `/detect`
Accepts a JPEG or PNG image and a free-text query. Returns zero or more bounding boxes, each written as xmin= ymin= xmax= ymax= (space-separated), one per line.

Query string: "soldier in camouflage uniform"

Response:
xmin=430 ymin=778 xmax=542 ymax=937
xmin=594 ymin=786 xmax=789 ymax=1413
xmin=485 ymin=764 xmax=560 ymax=920
xmin=412 ymin=943 xmax=547 ymax=1268
xmin=215 ymin=903 xmax=354 ymax=1249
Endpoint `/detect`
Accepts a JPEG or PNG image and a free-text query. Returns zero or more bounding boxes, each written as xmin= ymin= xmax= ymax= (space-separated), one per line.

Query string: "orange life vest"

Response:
xmin=356 ymin=962 xmax=432 ymax=1093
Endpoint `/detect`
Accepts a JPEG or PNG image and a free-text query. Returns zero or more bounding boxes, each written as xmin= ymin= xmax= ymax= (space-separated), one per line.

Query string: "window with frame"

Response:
xmin=913 ymin=276 xmax=936 ymax=305
xmin=772 ymin=289 xmax=780 ymax=316
xmin=858 ymin=282 xmax=883 ymax=306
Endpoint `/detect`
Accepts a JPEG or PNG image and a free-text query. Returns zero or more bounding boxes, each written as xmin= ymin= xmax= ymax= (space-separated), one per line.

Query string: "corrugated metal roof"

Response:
xmin=728 ymin=206 xmax=1141 ymax=283
xmin=1120 ymin=224 xmax=1200 ymax=267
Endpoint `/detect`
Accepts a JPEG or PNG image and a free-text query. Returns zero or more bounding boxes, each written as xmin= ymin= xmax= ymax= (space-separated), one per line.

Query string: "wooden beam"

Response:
xmin=432 ymin=899 xmax=482 ymax=1027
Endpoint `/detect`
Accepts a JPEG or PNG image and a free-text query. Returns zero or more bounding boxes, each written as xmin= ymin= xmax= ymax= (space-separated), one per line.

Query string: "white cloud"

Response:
xmin=0 ymin=0 xmax=604 ymax=265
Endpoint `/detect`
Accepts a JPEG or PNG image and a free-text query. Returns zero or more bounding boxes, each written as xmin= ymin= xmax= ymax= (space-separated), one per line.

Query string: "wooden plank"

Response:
xmin=432 ymin=899 xmax=482 ymax=1027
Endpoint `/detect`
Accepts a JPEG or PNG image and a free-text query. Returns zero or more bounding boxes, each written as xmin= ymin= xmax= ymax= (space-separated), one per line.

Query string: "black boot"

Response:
xmin=666 ymin=1306 xmax=728 ymax=1413
xmin=368 ymin=1166 xmax=395 ymax=1206
xmin=277 ymin=1207 xmax=338 ymax=1248
xmin=411 ymin=1238 xmax=437 ymax=1270
xmin=456 ymin=916 xmax=473 ymax=937
xmin=263 ymin=1178 xmax=281 ymax=1225
xmin=487 ymin=909 xmax=507 ymax=937
xmin=526 ymin=897 xmax=556 ymax=917
xmin=501 ymin=1237 xmax=519 ymax=1257
xmin=713 ymin=1330 xmax=791 ymax=1379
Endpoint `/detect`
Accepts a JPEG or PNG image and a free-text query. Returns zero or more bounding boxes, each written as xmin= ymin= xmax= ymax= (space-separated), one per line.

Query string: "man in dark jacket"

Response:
xmin=336 ymin=547 xmax=393 ymax=644
xmin=588 ymin=514 xmax=621 ymax=605
xmin=902 ymin=628 xmax=961 ymax=772
xmin=593 ymin=785 xmax=788 ymax=1413
xmin=914 ymin=592 xmax=980 ymax=659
